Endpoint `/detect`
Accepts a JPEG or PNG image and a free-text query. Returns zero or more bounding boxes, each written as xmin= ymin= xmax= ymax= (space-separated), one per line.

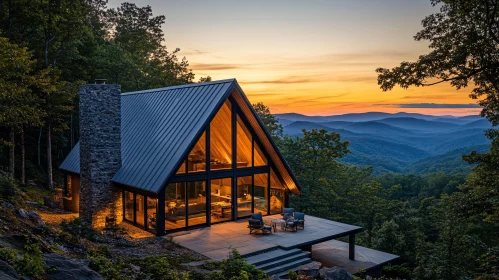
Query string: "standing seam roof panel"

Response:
xmin=118 ymin=89 xmax=183 ymax=187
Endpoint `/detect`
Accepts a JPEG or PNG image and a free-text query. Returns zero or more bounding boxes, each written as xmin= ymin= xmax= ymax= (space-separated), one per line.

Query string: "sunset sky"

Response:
xmin=109 ymin=0 xmax=482 ymax=116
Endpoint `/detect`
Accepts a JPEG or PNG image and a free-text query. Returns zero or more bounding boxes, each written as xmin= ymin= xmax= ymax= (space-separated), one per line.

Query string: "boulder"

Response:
xmin=296 ymin=261 xmax=322 ymax=278
xmin=43 ymin=253 xmax=104 ymax=280
xmin=0 ymin=260 xmax=19 ymax=279
xmin=1 ymin=202 xmax=15 ymax=210
xmin=26 ymin=201 xmax=41 ymax=207
xmin=27 ymin=211 xmax=45 ymax=226
xmin=17 ymin=209 xmax=28 ymax=219
xmin=318 ymin=267 xmax=354 ymax=280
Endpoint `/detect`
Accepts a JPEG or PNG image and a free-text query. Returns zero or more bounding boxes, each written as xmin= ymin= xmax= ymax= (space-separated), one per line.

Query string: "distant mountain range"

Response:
xmin=276 ymin=112 xmax=493 ymax=174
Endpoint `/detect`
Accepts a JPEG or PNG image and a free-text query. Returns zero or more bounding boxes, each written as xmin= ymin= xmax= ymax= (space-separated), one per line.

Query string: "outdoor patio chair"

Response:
xmin=283 ymin=208 xmax=294 ymax=217
xmin=294 ymin=212 xmax=305 ymax=229
xmin=248 ymin=213 xmax=272 ymax=234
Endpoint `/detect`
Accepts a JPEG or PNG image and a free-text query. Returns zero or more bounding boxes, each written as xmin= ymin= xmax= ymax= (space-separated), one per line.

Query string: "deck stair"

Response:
xmin=243 ymin=248 xmax=312 ymax=277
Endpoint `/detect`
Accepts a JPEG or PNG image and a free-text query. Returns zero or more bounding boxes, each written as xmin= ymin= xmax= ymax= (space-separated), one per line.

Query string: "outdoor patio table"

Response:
xmin=271 ymin=219 xmax=286 ymax=232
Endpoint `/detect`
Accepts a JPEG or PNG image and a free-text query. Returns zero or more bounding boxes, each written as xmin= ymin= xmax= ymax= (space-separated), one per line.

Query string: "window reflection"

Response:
xmin=236 ymin=115 xmax=252 ymax=168
xmin=210 ymin=101 xmax=232 ymax=170
xmin=254 ymin=173 xmax=268 ymax=215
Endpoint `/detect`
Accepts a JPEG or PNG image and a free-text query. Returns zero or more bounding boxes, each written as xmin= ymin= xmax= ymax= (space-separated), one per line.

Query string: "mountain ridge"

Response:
xmin=278 ymin=112 xmax=492 ymax=174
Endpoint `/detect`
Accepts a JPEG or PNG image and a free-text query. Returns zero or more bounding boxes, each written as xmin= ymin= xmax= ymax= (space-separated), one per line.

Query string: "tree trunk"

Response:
xmin=47 ymin=123 xmax=53 ymax=188
xmin=8 ymin=128 xmax=14 ymax=180
xmin=20 ymin=127 xmax=25 ymax=185
xmin=38 ymin=127 xmax=42 ymax=167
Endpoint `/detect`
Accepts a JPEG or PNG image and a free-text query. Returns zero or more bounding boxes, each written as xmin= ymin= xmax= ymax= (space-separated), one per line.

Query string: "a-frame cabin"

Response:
xmin=60 ymin=79 xmax=300 ymax=235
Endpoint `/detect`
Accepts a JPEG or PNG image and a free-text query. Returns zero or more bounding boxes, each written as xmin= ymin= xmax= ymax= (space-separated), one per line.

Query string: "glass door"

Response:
xmin=187 ymin=181 xmax=207 ymax=226
xmin=253 ymin=173 xmax=269 ymax=215
xmin=237 ymin=176 xmax=252 ymax=218
xmin=210 ymin=178 xmax=232 ymax=223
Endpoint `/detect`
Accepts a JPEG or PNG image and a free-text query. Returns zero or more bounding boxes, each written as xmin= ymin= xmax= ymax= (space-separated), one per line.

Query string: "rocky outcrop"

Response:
xmin=17 ymin=209 xmax=28 ymax=219
xmin=44 ymin=253 xmax=103 ymax=280
xmin=318 ymin=266 xmax=354 ymax=280
xmin=296 ymin=261 xmax=322 ymax=278
xmin=0 ymin=260 xmax=19 ymax=279
xmin=1 ymin=202 xmax=14 ymax=210
xmin=27 ymin=211 xmax=45 ymax=226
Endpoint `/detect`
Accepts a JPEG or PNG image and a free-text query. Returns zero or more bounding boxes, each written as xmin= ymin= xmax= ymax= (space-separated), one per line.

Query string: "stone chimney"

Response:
xmin=79 ymin=80 xmax=122 ymax=228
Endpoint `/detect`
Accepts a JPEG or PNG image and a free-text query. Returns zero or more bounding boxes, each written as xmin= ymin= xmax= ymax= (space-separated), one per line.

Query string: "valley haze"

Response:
xmin=276 ymin=112 xmax=493 ymax=174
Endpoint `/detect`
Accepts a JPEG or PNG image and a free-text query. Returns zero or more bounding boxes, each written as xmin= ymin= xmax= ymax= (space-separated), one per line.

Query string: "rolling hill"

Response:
xmin=278 ymin=112 xmax=493 ymax=174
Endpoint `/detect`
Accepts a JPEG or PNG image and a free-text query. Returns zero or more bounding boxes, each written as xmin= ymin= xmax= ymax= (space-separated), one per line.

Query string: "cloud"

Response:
xmin=242 ymin=76 xmax=326 ymax=85
xmin=394 ymin=103 xmax=482 ymax=108
xmin=180 ymin=49 xmax=208 ymax=56
xmin=189 ymin=63 xmax=243 ymax=70
xmin=401 ymin=94 xmax=456 ymax=100
xmin=241 ymin=75 xmax=374 ymax=85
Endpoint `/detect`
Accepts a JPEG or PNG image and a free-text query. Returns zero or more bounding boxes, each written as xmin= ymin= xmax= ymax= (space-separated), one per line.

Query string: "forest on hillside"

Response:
xmin=1 ymin=0 xmax=499 ymax=279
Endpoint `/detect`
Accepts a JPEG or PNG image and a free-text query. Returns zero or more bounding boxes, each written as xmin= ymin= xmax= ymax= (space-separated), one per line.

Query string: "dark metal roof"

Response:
xmin=59 ymin=79 xmax=301 ymax=194
xmin=59 ymin=141 xmax=80 ymax=174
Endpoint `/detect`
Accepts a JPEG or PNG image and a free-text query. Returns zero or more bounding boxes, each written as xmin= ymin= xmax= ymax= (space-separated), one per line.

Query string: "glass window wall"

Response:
xmin=254 ymin=142 xmax=267 ymax=167
xmin=165 ymin=182 xmax=186 ymax=230
xmin=253 ymin=173 xmax=268 ymax=215
xmin=210 ymin=101 xmax=232 ymax=170
xmin=187 ymin=133 xmax=206 ymax=172
xmin=211 ymin=178 xmax=232 ymax=222
xmin=237 ymin=176 xmax=252 ymax=218
xmin=187 ymin=181 xmax=207 ymax=226
xmin=236 ymin=115 xmax=252 ymax=168
xmin=124 ymin=191 xmax=134 ymax=221
xmin=136 ymin=194 xmax=145 ymax=226
xmin=147 ymin=197 xmax=157 ymax=232
xmin=270 ymin=168 xmax=285 ymax=214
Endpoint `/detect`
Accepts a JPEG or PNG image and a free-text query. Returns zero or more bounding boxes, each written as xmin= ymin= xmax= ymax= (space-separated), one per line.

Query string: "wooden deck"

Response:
xmin=167 ymin=214 xmax=362 ymax=261
xmin=312 ymin=240 xmax=399 ymax=275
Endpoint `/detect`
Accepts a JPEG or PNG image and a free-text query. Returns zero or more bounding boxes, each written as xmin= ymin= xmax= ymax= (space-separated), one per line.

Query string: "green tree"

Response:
xmin=0 ymin=0 xmax=94 ymax=187
xmin=376 ymin=0 xmax=499 ymax=221
xmin=103 ymin=3 xmax=195 ymax=91
xmin=281 ymin=128 xmax=350 ymax=216
xmin=0 ymin=36 xmax=44 ymax=183
xmin=252 ymin=102 xmax=283 ymax=140
xmin=198 ymin=76 xmax=212 ymax=83
xmin=414 ymin=194 xmax=482 ymax=280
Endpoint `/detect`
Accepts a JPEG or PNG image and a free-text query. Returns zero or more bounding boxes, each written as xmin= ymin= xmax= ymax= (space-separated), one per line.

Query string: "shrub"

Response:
xmin=0 ymin=237 xmax=45 ymax=278
xmin=88 ymin=255 xmax=128 ymax=280
xmin=133 ymin=255 xmax=183 ymax=280
xmin=61 ymin=218 xmax=97 ymax=242
xmin=17 ymin=238 xmax=45 ymax=277
xmin=0 ymin=177 xmax=19 ymax=204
